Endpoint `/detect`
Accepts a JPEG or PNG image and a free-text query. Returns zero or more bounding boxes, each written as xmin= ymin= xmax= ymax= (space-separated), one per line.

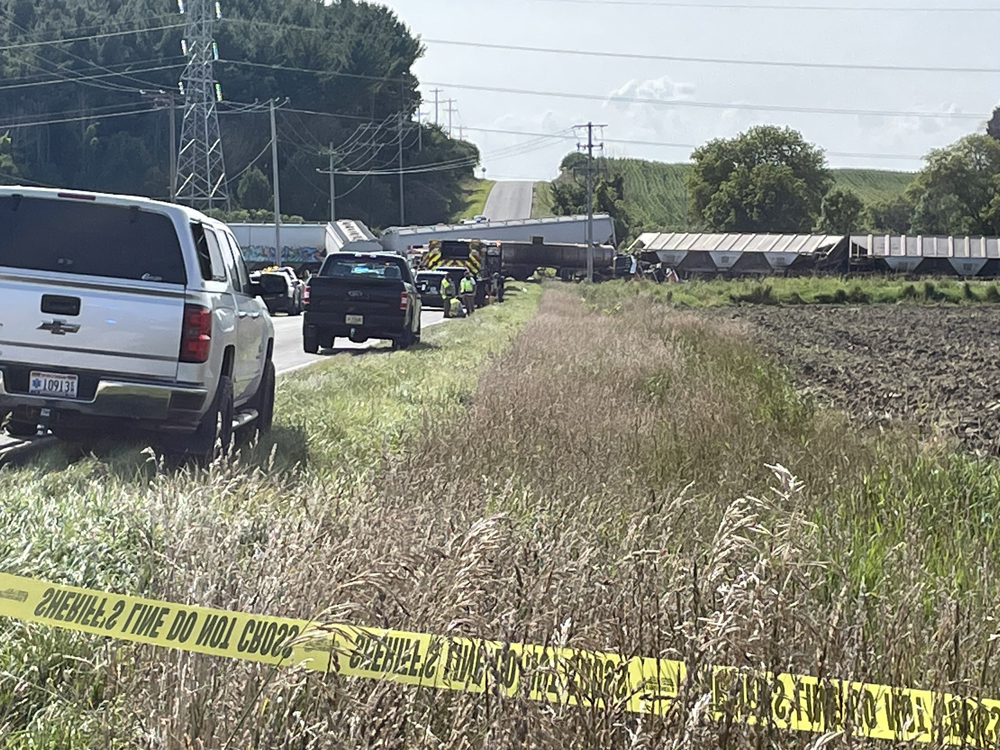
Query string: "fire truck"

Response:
xmin=422 ymin=238 xmax=504 ymax=307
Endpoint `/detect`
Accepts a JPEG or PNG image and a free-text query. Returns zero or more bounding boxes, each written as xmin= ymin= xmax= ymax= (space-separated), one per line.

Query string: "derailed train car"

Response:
xmin=631 ymin=232 xmax=1000 ymax=279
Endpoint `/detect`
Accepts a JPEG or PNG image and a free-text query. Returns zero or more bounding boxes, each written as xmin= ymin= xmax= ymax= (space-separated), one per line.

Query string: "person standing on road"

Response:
xmin=460 ymin=271 xmax=475 ymax=315
xmin=441 ymin=274 xmax=457 ymax=318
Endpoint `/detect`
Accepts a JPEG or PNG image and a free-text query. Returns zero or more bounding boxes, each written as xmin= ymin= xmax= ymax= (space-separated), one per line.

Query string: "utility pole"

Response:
xmin=167 ymin=96 xmax=177 ymax=202
xmin=328 ymin=142 xmax=336 ymax=223
xmin=270 ymin=99 xmax=281 ymax=266
xmin=141 ymin=90 xmax=177 ymax=202
xmin=431 ymin=88 xmax=443 ymax=126
xmin=397 ymin=112 xmax=405 ymax=226
xmin=416 ymin=109 xmax=429 ymax=151
xmin=445 ymin=99 xmax=457 ymax=137
xmin=575 ymin=122 xmax=605 ymax=283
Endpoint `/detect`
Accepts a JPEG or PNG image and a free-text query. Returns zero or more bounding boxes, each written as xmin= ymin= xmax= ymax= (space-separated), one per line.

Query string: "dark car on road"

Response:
xmin=303 ymin=252 xmax=421 ymax=352
xmin=251 ymin=268 xmax=302 ymax=315
xmin=415 ymin=270 xmax=448 ymax=309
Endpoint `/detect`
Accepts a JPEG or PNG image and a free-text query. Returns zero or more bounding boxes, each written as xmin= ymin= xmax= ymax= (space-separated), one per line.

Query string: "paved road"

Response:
xmin=482 ymin=181 xmax=534 ymax=221
xmin=271 ymin=308 xmax=445 ymax=374
xmin=0 ymin=309 xmax=446 ymax=449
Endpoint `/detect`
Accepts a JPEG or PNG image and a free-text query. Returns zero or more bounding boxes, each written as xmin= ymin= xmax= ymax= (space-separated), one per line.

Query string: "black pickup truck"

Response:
xmin=303 ymin=252 xmax=422 ymax=352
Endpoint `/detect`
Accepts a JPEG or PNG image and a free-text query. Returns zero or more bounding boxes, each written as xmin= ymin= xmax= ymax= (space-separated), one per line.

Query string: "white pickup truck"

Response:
xmin=0 ymin=187 xmax=276 ymax=460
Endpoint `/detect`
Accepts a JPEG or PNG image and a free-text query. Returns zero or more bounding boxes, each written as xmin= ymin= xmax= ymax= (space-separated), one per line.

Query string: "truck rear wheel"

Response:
xmin=5 ymin=419 xmax=38 ymax=439
xmin=304 ymin=329 xmax=319 ymax=354
xmin=166 ymin=375 xmax=233 ymax=463
xmin=247 ymin=360 xmax=275 ymax=436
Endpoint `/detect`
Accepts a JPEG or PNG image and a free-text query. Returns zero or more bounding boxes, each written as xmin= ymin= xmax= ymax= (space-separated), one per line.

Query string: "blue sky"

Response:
xmin=380 ymin=0 xmax=997 ymax=180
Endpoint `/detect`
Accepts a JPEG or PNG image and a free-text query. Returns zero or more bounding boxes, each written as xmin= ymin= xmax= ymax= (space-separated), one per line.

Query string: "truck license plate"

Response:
xmin=29 ymin=371 xmax=78 ymax=399
xmin=345 ymin=314 xmax=364 ymax=325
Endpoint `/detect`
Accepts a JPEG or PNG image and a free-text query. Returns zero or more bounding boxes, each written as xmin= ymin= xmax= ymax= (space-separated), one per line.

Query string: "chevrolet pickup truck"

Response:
xmin=0 ymin=187 xmax=276 ymax=460
xmin=302 ymin=252 xmax=421 ymax=352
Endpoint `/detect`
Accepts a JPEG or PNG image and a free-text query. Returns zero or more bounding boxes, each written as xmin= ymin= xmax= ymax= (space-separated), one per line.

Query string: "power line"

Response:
xmin=0 ymin=22 xmax=185 ymax=54
xmin=424 ymin=38 xmax=1000 ymax=75
xmin=529 ymin=0 xmax=1000 ymax=11
xmin=0 ymin=62 xmax=185 ymax=93
xmin=219 ymin=59 xmax=985 ymax=122
xmin=0 ymin=106 xmax=160 ymax=132
xmin=433 ymin=82 xmax=986 ymax=121
xmin=461 ymin=125 xmax=928 ymax=160
xmin=0 ymin=10 xmax=172 ymax=96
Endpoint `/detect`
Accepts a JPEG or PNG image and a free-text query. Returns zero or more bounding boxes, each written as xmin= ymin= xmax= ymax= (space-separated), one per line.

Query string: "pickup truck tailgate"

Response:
xmin=308 ymin=276 xmax=403 ymax=315
xmin=0 ymin=273 xmax=185 ymax=381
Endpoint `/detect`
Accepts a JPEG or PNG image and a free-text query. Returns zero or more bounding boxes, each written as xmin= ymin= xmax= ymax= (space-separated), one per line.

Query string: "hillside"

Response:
xmin=533 ymin=158 xmax=916 ymax=233
xmin=831 ymin=168 xmax=914 ymax=204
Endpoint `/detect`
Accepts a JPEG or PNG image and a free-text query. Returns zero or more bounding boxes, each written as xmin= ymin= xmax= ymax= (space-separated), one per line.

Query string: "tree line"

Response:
xmin=549 ymin=122 xmax=1000 ymax=243
xmin=0 ymin=0 xmax=478 ymax=228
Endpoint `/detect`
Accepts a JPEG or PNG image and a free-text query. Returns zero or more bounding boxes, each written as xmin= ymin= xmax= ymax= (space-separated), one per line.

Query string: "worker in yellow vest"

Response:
xmin=460 ymin=271 xmax=475 ymax=315
xmin=441 ymin=274 xmax=457 ymax=318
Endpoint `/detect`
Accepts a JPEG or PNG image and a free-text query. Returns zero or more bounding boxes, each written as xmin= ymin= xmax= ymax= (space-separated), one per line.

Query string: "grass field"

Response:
xmin=6 ymin=279 xmax=1000 ymax=747
xmin=538 ymin=157 xmax=916 ymax=233
xmin=831 ymin=167 xmax=914 ymax=204
xmin=531 ymin=180 xmax=553 ymax=218
xmin=451 ymin=177 xmax=495 ymax=223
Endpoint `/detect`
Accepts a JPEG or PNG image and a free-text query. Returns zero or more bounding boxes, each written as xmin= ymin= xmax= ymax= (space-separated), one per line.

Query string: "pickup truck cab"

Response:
xmin=303 ymin=252 xmax=421 ymax=352
xmin=0 ymin=187 xmax=276 ymax=460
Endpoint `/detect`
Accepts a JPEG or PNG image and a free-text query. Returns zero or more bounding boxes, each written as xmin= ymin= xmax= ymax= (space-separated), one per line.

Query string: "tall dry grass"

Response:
xmin=5 ymin=287 xmax=1000 ymax=748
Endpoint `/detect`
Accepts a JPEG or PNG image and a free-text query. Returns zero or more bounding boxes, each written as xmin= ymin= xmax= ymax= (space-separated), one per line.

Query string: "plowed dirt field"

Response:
xmin=718 ymin=304 xmax=1000 ymax=456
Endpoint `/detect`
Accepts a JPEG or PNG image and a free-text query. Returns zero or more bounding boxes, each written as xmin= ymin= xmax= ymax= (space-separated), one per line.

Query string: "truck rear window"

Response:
xmin=321 ymin=256 xmax=407 ymax=280
xmin=0 ymin=195 xmax=186 ymax=284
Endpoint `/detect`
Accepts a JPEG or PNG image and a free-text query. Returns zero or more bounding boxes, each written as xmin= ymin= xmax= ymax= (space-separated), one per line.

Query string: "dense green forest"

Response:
xmin=0 ymin=0 xmax=478 ymax=227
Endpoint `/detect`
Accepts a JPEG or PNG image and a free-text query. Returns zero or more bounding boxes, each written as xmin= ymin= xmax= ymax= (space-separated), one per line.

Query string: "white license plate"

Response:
xmin=29 ymin=371 xmax=78 ymax=399
xmin=345 ymin=314 xmax=364 ymax=325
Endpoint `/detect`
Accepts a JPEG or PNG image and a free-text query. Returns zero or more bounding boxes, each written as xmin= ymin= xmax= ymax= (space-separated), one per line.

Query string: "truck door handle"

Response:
xmin=238 ymin=311 xmax=248 ymax=318
xmin=249 ymin=312 xmax=261 ymax=319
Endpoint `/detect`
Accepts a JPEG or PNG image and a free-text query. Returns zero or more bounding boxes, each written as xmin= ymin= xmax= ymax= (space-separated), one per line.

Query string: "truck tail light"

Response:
xmin=399 ymin=291 xmax=408 ymax=311
xmin=180 ymin=304 xmax=212 ymax=363
xmin=303 ymin=284 xmax=310 ymax=305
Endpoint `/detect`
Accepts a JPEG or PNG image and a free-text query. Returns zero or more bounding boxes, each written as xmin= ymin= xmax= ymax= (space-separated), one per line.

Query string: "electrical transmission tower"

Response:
xmin=175 ymin=0 xmax=228 ymax=210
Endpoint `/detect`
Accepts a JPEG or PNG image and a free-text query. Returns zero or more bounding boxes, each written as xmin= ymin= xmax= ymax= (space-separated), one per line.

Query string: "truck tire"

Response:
xmin=5 ymin=419 xmax=38 ymax=439
xmin=247 ymin=359 xmax=275 ymax=436
xmin=182 ymin=375 xmax=234 ymax=463
xmin=303 ymin=328 xmax=319 ymax=354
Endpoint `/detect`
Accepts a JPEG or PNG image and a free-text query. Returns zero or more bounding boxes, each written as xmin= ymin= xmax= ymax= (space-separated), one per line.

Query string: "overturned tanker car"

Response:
xmin=501 ymin=237 xmax=621 ymax=281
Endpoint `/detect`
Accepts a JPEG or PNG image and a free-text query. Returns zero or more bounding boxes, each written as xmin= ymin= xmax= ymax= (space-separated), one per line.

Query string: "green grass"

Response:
xmin=531 ymin=181 xmax=553 ymax=218
xmin=10 ymin=277 xmax=1000 ymax=746
xmin=0 ymin=285 xmax=541 ymax=749
xmin=580 ymin=276 xmax=1000 ymax=309
xmin=451 ymin=177 xmax=495 ymax=222
xmin=832 ymin=168 xmax=915 ymax=204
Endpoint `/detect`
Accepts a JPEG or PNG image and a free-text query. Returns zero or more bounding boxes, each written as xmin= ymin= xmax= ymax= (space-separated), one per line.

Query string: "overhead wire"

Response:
xmin=219 ymin=59 xmax=986 ymax=122
xmin=528 ymin=0 xmax=1000 ymax=11
xmin=423 ymin=39 xmax=1000 ymax=76
xmin=0 ymin=106 xmax=161 ymax=132
xmin=0 ymin=61 xmax=185 ymax=93
xmin=227 ymin=139 xmax=274 ymax=184
xmin=0 ymin=22 xmax=184 ymax=54
xmin=225 ymin=16 xmax=1000 ymax=75
xmin=460 ymin=125 xmax=928 ymax=160
xmin=0 ymin=10 xmax=171 ymax=95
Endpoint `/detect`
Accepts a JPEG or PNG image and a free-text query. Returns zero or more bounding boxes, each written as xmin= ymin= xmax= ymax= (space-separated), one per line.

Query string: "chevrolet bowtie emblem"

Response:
xmin=38 ymin=319 xmax=80 ymax=335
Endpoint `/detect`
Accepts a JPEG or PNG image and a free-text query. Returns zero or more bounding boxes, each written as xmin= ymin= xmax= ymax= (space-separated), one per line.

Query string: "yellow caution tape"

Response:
xmin=0 ymin=571 xmax=998 ymax=745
